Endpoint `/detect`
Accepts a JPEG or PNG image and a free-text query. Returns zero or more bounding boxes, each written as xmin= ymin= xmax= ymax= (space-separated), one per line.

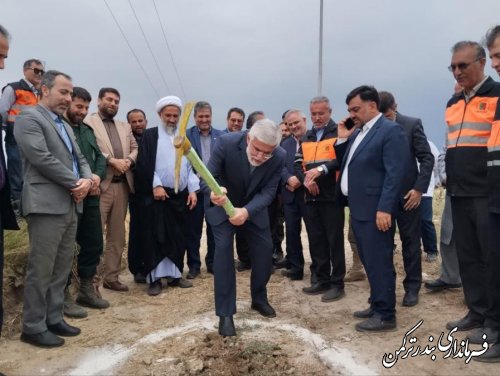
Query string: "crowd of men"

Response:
xmin=0 ymin=22 xmax=500 ymax=363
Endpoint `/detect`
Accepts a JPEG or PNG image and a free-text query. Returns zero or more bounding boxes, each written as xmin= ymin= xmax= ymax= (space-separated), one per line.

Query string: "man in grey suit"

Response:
xmin=14 ymin=70 xmax=93 ymax=348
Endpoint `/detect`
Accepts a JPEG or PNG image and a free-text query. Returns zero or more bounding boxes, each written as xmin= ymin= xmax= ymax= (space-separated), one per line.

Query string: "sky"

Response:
xmin=1 ymin=0 xmax=500 ymax=146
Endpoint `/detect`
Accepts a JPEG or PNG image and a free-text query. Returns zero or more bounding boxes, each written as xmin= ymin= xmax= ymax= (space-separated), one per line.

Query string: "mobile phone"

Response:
xmin=344 ymin=118 xmax=355 ymax=130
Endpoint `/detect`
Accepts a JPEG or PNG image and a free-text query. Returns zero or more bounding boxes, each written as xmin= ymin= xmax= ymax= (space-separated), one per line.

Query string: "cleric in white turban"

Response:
xmin=155 ymin=95 xmax=182 ymax=113
xmin=133 ymin=94 xmax=199 ymax=297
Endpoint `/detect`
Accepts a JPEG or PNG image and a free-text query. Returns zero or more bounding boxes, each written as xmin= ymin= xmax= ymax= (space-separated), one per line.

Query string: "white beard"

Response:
xmin=246 ymin=146 xmax=264 ymax=167
xmin=163 ymin=123 xmax=176 ymax=135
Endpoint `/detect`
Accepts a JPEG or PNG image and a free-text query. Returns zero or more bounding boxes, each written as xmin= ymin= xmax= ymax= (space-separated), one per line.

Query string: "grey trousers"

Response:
xmin=439 ymin=195 xmax=461 ymax=285
xmin=22 ymin=208 xmax=77 ymax=334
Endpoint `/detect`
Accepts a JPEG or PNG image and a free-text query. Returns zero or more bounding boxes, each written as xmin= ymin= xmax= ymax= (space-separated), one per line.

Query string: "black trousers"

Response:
xmin=235 ymin=228 xmax=250 ymax=264
xmin=394 ymin=203 xmax=422 ymax=294
xmin=451 ymin=196 xmax=489 ymax=321
xmin=127 ymin=193 xmax=144 ymax=276
xmin=304 ymin=201 xmax=345 ymax=287
xmin=485 ymin=212 xmax=500 ymax=330
xmin=0 ymin=204 xmax=4 ymax=337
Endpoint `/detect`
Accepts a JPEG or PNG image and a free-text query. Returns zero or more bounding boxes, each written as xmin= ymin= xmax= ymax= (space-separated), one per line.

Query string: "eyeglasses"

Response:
xmin=27 ymin=67 xmax=45 ymax=75
xmin=249 ymin=139 xmax=273 ymax=160
xmin=448 ymin=58 xmax=481 ymax=72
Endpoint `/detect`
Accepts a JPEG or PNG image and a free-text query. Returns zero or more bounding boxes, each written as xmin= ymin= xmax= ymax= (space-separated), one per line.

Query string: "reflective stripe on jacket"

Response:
xmin=4 ymin=80 xmax=38 ymax=125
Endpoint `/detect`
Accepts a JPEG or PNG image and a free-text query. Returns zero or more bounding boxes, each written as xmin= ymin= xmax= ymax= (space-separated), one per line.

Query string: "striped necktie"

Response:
xmin=55 ymin=116 xmax=80 ymax=179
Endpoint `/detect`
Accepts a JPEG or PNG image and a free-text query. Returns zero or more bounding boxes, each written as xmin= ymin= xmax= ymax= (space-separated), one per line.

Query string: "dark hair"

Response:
xmin=484 ymin=25 xmax=500 ymax=49
xmin=0 ymin=24 xmax=11 ymax=41
xmin=246 ymin=110 xmax=264 ymax=130
xmin=378 ymin=91 xmax=396 ymax=113
xmin=41 ymin=70 xmax=71 ymax=91
xmin=345 ymin=85 xmax=380 ymax=108
xmin=194 ymin=101 xmax=211 ymax=115
xmin=127 ymin=108 xmax=146 ymax=122
xmin=98 ymin=87 xmax=120 ymax=99
xmin=227 ymin=107 xmax=245 ymax=120
xmin=23 ymin=58 xmax=43 ymax=69
xmin=282 ymin=109 xmax=291 ymax=120
xmin=451 ymin=41 xmax=486 ymax=60
xmin=72 ymin=87 xmax=92 ymax=102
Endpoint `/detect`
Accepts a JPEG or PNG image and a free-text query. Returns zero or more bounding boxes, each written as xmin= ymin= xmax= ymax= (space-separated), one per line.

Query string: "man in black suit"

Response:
xmin=0 ymin=23 xmax=19 ymax=339
xmin=294 ymin=96 xmax=345 ymax=303
xmin=205 ymin=119 xmax=285 ymax=336
xmin=379 ymin=91 xmax=434 ymax=307
xmin=280 ymin=109 xmax=309 ymax=280
xmin=336 ymin=86 xmax=409 ymax=332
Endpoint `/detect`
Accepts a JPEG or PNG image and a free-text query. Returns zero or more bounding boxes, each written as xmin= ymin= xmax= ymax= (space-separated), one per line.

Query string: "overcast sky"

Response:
xmin=2 ymin=0 xmax=499 ymax=145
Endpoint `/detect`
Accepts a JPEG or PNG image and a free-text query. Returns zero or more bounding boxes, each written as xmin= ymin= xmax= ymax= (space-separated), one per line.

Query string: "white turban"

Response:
xmin=156 ymin=95 xmax=182 ymax=113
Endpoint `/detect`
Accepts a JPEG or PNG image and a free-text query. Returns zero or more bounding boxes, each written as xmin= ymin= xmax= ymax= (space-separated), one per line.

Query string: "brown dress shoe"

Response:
xmin=103 ymin=280 xmax=129 ymax=292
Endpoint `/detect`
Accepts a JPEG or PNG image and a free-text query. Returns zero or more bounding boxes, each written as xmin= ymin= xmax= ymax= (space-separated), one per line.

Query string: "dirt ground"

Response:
xmin=0 ymin=192 xmax=497 ymax=375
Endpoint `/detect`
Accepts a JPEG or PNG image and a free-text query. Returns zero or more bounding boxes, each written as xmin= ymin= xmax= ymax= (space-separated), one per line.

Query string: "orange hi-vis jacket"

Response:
xmin=3 ymin=80 xmax=38 ymax=126
xmin=293 ymin=120 xmax=340 ymax=202
xmin=445 ymin=77 xmax=500 ymax=212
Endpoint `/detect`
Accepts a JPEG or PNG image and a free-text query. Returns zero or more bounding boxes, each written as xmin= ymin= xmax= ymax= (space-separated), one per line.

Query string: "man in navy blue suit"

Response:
xmin=205 ymin=119 xmax=285 ymax=336
xmin=336 ymin=85 xmax=409 ymax=332
xmin=185 ymin=101 xmax=223 ymax=278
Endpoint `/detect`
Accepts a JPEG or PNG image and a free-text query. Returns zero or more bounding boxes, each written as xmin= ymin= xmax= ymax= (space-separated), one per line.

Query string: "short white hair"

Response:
xmin=248 ymin=118 xmax=281 ymax=146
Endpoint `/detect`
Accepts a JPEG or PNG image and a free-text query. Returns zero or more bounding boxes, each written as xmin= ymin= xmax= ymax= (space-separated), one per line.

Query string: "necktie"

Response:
xmin=55 ymin=116 xmax=80 ymax=179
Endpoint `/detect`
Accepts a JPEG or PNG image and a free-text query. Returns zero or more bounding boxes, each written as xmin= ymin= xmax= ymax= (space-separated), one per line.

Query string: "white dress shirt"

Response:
xmin=340 ymin=113 xmax=382 ymax=196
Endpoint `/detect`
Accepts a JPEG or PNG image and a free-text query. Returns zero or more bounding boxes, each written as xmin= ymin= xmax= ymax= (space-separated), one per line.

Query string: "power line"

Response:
xmin=128 ymin=0 xmax=171 ymax=93
xmin=103 ymin=0 xmax=160 ymax=98
xmin=152 ymin=0 xmax=187 ymax=100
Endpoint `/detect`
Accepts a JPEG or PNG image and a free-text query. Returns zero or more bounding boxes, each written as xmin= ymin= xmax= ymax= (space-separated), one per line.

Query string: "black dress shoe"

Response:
xmin=21 ymin=330 xmax=65 ymax=348
xmin=302 ymin=283 xmax=330 ymax=295
xmin=273 ymin=258 xmax=289 ymax=270
xmin=281 ymin=270 xmax=303 ymax=280
xmin=467 ymin=327 xmax=499 ymax=344
xmin=186 ymin=269 xmax=200 ymax=279
xmin=355 ymin=317 xmax=397 ymax=332
xmin=446 ymin=313 xmax=483 ymax=331
xmin=424 ymin=278 xmax=462 ymax=292
xmin=353 ymin=306 xmax=374 ymax=319
xmin=134 ymin=272 xmax=147 ymax=284
xmin=402 ymin=291 xmax=419 ymax=307
xmin=235 ymin=260 xmax=251 ymax=272
xmin=148 ymin=280 xmax=162 ymax=296
xmin=251 ymin=302 xmax=276 ymax=318
xmin=47 ymin=320 xmax=81 ymax=337
xmin=321 ymin=287 xmax=345 ymax=302
xmin=218 ymin=316 xmax=236 ymax=337
xmin=473 ymin=343 xmax=500 ymax=363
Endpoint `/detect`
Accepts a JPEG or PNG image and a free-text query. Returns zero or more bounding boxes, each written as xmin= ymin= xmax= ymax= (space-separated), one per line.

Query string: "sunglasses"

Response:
xmin=27 ymin=67 xmax=45 ymax=76
xmin=448 ymin=58 xmax=481 ymax=72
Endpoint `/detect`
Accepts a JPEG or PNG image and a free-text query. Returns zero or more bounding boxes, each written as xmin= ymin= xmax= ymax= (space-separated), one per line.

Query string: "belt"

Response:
xmin=111 ymin=175 xmax=126 ymax=183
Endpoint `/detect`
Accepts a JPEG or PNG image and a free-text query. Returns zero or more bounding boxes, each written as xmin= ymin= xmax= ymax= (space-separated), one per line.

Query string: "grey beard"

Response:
xmin=164 ymin=124 xmax=177 ymax=135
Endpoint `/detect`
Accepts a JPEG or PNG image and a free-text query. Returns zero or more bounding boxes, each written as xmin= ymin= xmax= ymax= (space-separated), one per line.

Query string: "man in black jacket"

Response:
xmin=294 ymin=96 xmax=345 ymax=303
xmin=379 ymin=91 xmax=434 ymax=307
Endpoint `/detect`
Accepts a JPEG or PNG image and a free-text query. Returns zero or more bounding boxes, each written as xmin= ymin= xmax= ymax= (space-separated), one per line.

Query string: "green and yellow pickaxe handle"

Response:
xmin=173 ymin=101 xmax=235 ymax=217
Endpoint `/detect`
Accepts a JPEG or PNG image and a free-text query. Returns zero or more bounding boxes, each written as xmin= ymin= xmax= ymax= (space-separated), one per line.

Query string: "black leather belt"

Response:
xmin=111 ymin=175 xmax=126 ymax=183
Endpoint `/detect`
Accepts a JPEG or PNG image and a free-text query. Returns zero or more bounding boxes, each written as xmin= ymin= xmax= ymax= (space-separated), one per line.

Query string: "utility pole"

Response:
xmin=318 ymin=0 xmax=324 ymax=96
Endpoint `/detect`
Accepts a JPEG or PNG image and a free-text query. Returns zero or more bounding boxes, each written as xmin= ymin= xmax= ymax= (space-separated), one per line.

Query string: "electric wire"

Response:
xmin=128 ymin=0 xmax=171 ymax=93
xmin=152 ymin=0 xmax=187 ymax=99
xmin=103 ymin=0 xmax=160 ymax=98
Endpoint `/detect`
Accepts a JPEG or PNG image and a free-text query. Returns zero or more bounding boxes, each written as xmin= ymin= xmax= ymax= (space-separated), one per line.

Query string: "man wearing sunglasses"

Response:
xmin=444 ymin=40 xmax=500 ymax=337
xmin=0 ymin=58 xmax=44 ymax=214
xmin=473 ymin=24 xmax=500 ymax=363
xmin=206 ymin=119 xmax=285 ymax=336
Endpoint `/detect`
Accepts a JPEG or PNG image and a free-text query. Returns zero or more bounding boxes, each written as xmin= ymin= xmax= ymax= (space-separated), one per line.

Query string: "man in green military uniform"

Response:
xmin=63 ymin=87 xmax=109 ymax=316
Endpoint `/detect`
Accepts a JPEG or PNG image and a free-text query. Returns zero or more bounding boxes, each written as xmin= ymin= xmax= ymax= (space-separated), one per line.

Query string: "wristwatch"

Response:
xmin=317 ymin=166 xmax=324 ymax=174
